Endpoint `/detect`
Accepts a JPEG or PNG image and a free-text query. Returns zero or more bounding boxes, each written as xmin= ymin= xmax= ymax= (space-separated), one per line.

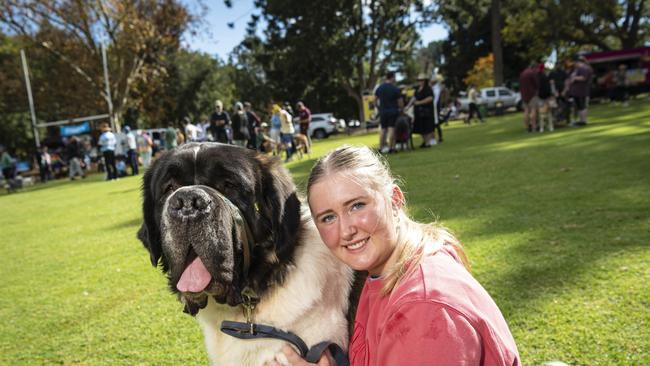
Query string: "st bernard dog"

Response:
xmin=137 ymin=142 xmax=354 ymax=365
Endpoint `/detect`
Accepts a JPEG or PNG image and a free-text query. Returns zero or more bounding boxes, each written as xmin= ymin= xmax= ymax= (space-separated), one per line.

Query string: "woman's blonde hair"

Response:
xmin=307 ymin=145 xmax=470 ymax=295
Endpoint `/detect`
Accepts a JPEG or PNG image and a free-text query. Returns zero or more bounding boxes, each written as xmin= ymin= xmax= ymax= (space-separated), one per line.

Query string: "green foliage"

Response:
xmin=502 ymin=0 xmax=650 ymax=55
xmin=136 ymin=50 xmax=235 ymax=127
xmin=240 ymin=0 xmax=435 ymax=120
xmin=1 ymin=101 xmax=649 ymax=365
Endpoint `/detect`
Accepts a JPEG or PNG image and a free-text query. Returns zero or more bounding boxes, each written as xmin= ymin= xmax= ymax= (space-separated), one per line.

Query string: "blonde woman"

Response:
xmin=270 ymin=145 xmax=520 ymax=366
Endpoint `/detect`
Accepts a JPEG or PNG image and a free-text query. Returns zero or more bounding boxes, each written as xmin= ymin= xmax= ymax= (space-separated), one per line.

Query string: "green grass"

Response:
xmin=1 ymin=100 xmax=649 ymax=365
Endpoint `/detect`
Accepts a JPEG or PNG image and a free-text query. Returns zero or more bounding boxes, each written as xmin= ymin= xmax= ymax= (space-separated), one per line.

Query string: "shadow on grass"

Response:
xmin=388 ymin=101 xmax=650 ymax=320
xmin=109 ymin=217 xmax=142 ymax=230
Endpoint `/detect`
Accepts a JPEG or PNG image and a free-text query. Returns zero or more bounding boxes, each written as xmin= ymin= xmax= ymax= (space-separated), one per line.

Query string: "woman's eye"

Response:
xmin=320 ymin=214 xmax=335 ymax=224
xmin=351 ymin=202 xmax=365 ymax=210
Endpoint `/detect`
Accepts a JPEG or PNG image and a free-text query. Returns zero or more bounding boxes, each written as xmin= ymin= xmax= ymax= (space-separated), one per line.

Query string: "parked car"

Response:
xmin=293 ymin=113 xmax=345 ymax=139
xmin=458 ymin=87 xmax=522 ymax=112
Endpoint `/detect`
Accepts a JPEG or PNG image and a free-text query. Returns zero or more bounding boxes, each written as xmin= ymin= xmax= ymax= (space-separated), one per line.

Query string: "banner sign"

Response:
xmin=60 ymin=121 xmax=90 ymax=137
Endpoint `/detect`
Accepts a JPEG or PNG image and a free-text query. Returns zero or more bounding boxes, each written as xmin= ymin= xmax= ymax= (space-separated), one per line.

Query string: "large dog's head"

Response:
xmin=137 ymin=143 xmax=302 ymax=315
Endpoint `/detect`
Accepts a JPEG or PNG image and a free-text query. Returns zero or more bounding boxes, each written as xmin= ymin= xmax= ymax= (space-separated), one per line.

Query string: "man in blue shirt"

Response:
xmin=374 ymin=71 xmax=403 ymax=153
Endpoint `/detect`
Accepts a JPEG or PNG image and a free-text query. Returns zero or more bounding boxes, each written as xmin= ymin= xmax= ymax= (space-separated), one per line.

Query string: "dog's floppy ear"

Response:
xmin=137 ymin=166 xmax=163 ymax=268
xmin=256 ymin=155 xmax=302 ymax=258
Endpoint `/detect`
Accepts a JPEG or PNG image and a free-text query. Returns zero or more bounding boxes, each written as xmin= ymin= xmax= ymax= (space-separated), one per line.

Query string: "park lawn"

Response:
xmin=1 ymin=100 xmax=649 ymax=365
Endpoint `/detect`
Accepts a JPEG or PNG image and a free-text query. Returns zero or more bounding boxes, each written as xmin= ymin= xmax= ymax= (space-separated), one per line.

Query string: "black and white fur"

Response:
xmin=137 ymin=143 xmax=353 ymax=365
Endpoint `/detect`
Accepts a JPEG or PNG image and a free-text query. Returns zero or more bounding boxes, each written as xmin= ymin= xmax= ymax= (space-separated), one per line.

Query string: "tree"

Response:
xmin=242 ymin=0 xmax=435 ymax=122
xmin=464 ymin=53 xmax=494 ymax=89
xmin=501 ymin=0 xmax=650 ymax=55
xmin=0 ymin=0 xmax=194 ymax=130
xmin=491 ymin=0 xmax=503 ymax=86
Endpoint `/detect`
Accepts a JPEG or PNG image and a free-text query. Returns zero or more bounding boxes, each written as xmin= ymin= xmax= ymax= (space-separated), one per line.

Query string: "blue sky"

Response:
xmin=183 ymin=0 xmax=449 ymax=60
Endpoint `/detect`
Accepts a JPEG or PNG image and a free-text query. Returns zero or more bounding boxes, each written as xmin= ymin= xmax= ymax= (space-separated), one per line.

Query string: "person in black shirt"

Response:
xmin=374 ymin=71 xmax=403 ymax=154
xmin=538 ymin=66 xmax=554 ymax=132
xmin=549 ymin=62 xmax=569 ymax=125
xmin=411 ymin=74 xmax=435 ymax=148
xmin=209 ymin=100 xmax=230 ymax=143
xmin=244 ymin=102 xmax=261 ymax=150
xmin=231 ymin=102 xmax=250 ymax=147
xmin=66 ymin=136 xmax=86 ymax=179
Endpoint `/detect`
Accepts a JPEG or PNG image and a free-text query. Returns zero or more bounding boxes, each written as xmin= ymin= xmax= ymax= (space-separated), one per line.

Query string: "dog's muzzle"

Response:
xmin=168 ymin=188 xmax=213 ymax=221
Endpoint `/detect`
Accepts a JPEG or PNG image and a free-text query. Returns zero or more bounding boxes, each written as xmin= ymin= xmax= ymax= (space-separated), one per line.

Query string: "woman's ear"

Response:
xmin=391 ymin=185 xmax=405 ymax=211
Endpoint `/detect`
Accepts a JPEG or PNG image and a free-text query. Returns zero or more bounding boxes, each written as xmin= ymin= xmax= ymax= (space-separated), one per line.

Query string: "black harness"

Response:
xmin=218 ymin=193 xmax=350 ymax=365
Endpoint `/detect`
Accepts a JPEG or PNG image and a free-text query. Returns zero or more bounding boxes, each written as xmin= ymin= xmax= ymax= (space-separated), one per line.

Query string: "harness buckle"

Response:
xmin=241 ymin=286 xmax=260 ymax=333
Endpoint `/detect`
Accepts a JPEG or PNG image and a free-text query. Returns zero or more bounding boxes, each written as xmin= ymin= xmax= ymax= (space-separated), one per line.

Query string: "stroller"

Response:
xmin=394 ymin=113 xmax=414 ymax=151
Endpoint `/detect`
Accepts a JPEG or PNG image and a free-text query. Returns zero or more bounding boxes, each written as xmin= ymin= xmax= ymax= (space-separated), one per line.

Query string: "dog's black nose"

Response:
xmin=169 ymin=189 xmax=211 ymax=220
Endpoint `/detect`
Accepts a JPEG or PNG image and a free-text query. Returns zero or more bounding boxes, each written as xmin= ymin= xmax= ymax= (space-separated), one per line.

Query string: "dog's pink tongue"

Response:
xmin=177 ymin=257 xmax=212 ymax=293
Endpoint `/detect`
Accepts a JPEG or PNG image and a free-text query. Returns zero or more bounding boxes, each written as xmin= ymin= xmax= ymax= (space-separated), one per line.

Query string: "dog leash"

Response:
xmin=220 ymin=320 xmax=349 ymax=365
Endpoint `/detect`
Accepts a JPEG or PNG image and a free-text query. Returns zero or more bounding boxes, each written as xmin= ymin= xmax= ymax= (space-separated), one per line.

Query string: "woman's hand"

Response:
xmin=266 ymin=345 xmax=332 ymax=366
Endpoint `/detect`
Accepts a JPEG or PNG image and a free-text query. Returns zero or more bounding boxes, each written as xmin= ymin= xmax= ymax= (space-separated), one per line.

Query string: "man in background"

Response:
xmin=296 ymin=101 xmax=312 ymax=153
xmin=519 ymin=61 xmax=540 ymax=132
xmin=568 ymin=55 xmax=593 ymax=126
xmin=374 ymin=71 xmax=403 ymax=154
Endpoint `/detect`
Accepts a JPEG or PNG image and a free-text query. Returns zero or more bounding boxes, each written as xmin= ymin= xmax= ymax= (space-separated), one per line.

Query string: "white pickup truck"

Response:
xmin=459 ymin=87 xmax=522 ymax=112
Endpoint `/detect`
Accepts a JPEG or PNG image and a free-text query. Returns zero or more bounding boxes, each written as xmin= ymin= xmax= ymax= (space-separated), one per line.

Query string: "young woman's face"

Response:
xmin=309 ymin=172 xmax=401 ymax=275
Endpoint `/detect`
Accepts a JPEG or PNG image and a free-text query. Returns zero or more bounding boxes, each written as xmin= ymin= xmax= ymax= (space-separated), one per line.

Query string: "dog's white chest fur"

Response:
xmin=196 ymin=218 xmax=353 ymax=366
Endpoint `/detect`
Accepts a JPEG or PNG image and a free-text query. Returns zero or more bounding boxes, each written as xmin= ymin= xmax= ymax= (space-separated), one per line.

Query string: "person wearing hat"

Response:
xmin=98 ymin=122 xmax=118 ymax=181
xmin=411 ymin=73 xmax=435 ymax=148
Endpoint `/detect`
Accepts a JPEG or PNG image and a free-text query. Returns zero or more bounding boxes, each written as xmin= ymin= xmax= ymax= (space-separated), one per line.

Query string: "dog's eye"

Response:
xmin=164 ymin=183 xmax=177 ymax=194
xmin=223 ymin=181 xmax=238 ymax=190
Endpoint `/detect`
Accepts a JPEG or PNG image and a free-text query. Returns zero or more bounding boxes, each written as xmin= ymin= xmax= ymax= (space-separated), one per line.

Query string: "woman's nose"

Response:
xmin=340 ymin=214 xmax=357 ymax=241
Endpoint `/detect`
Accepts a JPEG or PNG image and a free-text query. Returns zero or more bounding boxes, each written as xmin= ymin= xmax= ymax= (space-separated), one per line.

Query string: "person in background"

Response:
xmin=278 ymin=104 xmax=295 ymax=162
xmin=519 ymin=61 xmax=540 ymax=132
xmin=231 ymin=102 xmax=250 ymax=147
xmin=183 ymin=117 xmax=199 ymax=142
xmin=164 ymin=124 xmax=178 ymax=150
xmin=431 ymin=74 xmax=447 ymax=144
xmin=374 ymin=71 xmax=403 ymax=154
xmin=270 ymin=104 xmax=283 ymax=156
xmin=66 ymin=136 xmax=86 ymax=180
xmin=1 ymin=144 xmax=15 ymax=183
xmin=297 ymin=101 xmax=312 ymax=153
xmin=615 ymin=63 xmax=628 ymax=107
xmin=98 ymin=123 xmax=118 ymax=181
xmin=209 ymin=100 xmax=230 ymax=143
xmin=137 ymin=130 xmax=153 ymax=169
xmin=244 ymin=102 xmax=261 ymax=150
xmin=270 ymin=145 xmax=520 ymax=366
xmin=465 ymin=83 xmax=484 ymax=124
xmin=36 ymin=145 xmax=53 ymax=183
xmin=549 ymin=60 xmax=570 ymax=126
xmin=538 ymin=64 xmax=554 ymax=132
xmin=175 ymin=127 xmax=185 ymax=146
xmin=123 ymin=126 xmax=139 ymax=176
xmin=567 ymin=55 xmax=593 ymax=127
xmin=411 ymin=73 xmax=435 ymax=148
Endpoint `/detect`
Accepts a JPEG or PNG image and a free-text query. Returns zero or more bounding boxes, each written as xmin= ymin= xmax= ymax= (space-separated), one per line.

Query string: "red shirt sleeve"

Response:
xmin=377 ymin=301 xmax=482 ymax=366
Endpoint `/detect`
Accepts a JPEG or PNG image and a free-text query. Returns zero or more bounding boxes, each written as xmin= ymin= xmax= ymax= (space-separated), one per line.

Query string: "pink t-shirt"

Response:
xmin=350 ymin=246 xmax=520 ymax=366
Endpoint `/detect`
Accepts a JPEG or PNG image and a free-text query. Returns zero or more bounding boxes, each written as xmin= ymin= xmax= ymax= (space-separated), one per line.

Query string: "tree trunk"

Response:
xmin=491 ymin=0 xmax=504 ymax=86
